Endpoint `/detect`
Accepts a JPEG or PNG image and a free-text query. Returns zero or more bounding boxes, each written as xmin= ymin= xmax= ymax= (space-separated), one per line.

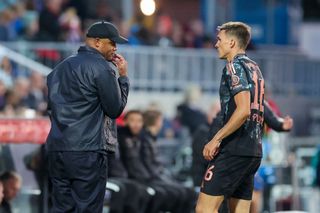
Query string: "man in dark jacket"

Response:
xmin=106 ymin=118 xmax=152 ymax=213
xmin=119 ymin=110 xmax=184 ymax=213
xmin=141 ymin=110 xmax=197 ymax=213
xmin=46 ymin=21 xmax=130 ymax=213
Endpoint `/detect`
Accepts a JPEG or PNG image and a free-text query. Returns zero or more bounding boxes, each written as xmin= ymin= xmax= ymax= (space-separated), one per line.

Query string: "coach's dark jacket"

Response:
xmin=46 ymin=45 xmax=129 ymax=152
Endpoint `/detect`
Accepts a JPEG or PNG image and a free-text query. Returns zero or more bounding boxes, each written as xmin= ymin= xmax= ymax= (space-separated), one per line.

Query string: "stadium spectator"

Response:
xmin=2 ymin=89 xmax=21 ymax=116
xmin=25 ymin=71 xmax=47 ymax=115
xmin=146 ymin=102 xmax=176 ymax=139
xmin=13 ymin=77 xmax=30 ymax=108
xmin=141 ymin=110 xmax=197 ymax=212
xmin=36 ymin=0 xmax=63 ymax=41
xmin=0 ymin=56 xmax=14 ymax=88
xmin=128 ymin=24 xmax=152 ymax=46
xmin=190 ymin=19 xmax=205 ymax=48
xmin=126 ymin=14 xmax=153 ymax=46
xmin=62 ymin=0 xmax=88 ymax=21
xmin=182 ymin=25 xmax=196 ymax=48
xmin=9 ymin=2 xmax=26 ymax=39
xmin=104 ymin=113 xmax=152 ymax=213
xmin=0 ymin=77 xmax=36 ymax=117
xmin=171 ymin=21 xmax=184 ymax=47
xmin=176 ymin=85 xmax=207 ymax=135
xmin=118 ymin=110 xmax=180 ymax=213
xmin=23 ymin=11 xmax=39 ymax=41
xmin=0 ymin=7 xmax=15 ymax=41
xmin=155 ymin=15 xmax=173 ymax=47
xmin=59 ymin=7 xmax=82 ymax=43
xmin=0 ymin=171 xmax=22 ymax=213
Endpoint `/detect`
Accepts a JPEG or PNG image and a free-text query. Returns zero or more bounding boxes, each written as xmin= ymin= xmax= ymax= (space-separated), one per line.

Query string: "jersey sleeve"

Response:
xmin=226 ymin=61 xmax=250 ymax=96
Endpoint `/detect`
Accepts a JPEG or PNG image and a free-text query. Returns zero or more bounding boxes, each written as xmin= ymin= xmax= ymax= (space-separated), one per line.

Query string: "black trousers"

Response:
xmin=152 ymin=180 xmax=196 ymax=213
xmin=48 ymin=151 xmax=107 ymax=213
xmin=108 ymin=178 xmax=152 ymax=213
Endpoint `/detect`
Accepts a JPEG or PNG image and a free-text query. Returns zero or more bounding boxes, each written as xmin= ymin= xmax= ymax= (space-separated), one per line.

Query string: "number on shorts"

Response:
xmin=204 ymin=165 xmax=215 ymax=181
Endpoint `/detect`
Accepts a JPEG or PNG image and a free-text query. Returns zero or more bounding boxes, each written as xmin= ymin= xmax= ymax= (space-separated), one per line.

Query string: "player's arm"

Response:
xmin=95 ymin=58 xmax=130 ymax=119
xmin=264 ymin=100 xmax=293 ymax=132
xmin=203 ymin=91 xmax=250 ymax=161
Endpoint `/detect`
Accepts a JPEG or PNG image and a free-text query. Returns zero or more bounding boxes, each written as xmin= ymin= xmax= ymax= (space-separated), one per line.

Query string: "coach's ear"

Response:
xmin=94 ymin=38 xmax=101 ymax=48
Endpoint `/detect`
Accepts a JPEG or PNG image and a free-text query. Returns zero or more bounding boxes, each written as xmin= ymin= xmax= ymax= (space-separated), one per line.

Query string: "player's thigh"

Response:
xmin=229 ymin=198 xmax=251 ymax=213
xmin=196 ymin=192 xmax=224 ymax=213
xmin=231 ymin=157 xmax=261 ymax=200
xmin=200 ymin=152 xmax=235 ymax=197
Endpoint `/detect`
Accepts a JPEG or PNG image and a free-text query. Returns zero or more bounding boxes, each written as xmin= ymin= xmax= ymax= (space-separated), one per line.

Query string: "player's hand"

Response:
xmin=282 ymin=116 xmax=293 ymax=131
xmin=203 ymin=139 xmax=221 ymax=161
xmin=112 ymin=54 xmax=128 ymax=77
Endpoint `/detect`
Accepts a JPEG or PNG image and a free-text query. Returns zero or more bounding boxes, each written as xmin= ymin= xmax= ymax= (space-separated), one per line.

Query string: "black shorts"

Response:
xmin=200 ymin=151 xmax=261 ymax=200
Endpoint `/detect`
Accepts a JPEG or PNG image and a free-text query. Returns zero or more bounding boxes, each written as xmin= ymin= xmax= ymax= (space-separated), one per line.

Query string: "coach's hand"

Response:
xmin=203 ymin=139 xmax=221 ymax=161
xmin=112 ymin=54 xmax=128 ymax=77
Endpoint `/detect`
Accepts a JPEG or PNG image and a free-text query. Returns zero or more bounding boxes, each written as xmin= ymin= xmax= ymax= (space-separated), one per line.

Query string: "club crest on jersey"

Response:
xmin=232 ymin=75 xmax=240 ymax=86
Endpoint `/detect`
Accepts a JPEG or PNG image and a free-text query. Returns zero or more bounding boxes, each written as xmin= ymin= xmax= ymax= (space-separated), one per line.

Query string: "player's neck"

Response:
xmin=227 ymin=49 xmax=246 ymax=62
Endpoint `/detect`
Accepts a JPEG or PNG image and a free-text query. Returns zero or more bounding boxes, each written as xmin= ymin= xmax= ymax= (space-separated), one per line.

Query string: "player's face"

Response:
xmin=215 ymin=30 xmax=232 ymax=59
xmin=97 ymin=38 xmax=117 ymax=61
xmin=126 ymin=113 xmax=144 ymax=135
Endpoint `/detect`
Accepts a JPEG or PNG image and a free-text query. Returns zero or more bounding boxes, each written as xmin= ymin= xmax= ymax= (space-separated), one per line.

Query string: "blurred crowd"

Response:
xmin=0 ymin=0 xmax=213 ymax=48
xmin=0 ymin=55 xmax=47 ymax=117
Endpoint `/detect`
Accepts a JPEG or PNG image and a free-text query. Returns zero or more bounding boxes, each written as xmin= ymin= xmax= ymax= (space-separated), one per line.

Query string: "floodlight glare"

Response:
xmin=140 ymin=0 xmax=156 ymax=16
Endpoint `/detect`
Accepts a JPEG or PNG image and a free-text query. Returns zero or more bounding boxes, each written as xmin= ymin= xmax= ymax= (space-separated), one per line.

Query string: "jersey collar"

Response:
xmin=233 ymin=53 xmax=247 ymax=61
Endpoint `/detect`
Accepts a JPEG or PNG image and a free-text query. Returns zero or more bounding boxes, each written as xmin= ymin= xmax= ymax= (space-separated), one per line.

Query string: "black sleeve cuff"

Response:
xmin=118 ymin=76 xmax=130 ymax=85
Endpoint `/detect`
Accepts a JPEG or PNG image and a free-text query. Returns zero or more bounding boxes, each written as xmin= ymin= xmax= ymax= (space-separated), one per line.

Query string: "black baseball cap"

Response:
xmin=86 ymin=21 xmax=128 ymax=44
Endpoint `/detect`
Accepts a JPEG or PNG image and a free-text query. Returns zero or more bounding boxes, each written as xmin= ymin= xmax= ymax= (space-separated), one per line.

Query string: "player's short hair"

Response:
xmin=217 ymin=22 xmax=251 ymax=49
xmin=0 ymin=171 xmax=21 ymax=183
xmin=124 ymin=110 xmax=143 ymax=120
xmin=143 ymin=110 xmax=162 ymax=127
